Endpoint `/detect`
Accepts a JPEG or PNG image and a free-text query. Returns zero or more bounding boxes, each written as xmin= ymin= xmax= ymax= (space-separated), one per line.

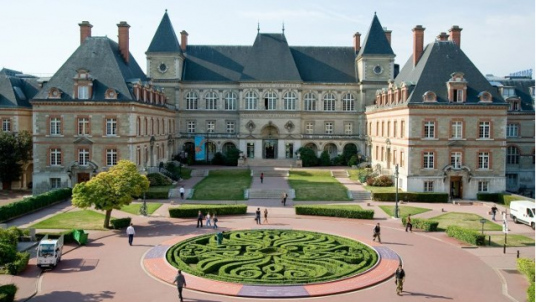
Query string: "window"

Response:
xmin=186 ymin=92 xmax=198 ymax=110
xmin=305 ymin=122 xmax=314 ymax=134
xmin=144 ymin=118 xmax=148 ymax=136
xmin=506 ymin=174 xmax=518 ymax=188
xmin=304 ymin=93 xmax=316 ymax=111
xmin=381 ymin=147 xmax=384 ymax=161
xmin=78 ymin=148 xmax=89 ymax=166
xmin=76 ymin=117 xmax=89 ymax=135
xmin=265 ymin=91 xmax=277 ymax=110
xmin=224 ymin=92 xmax=237 ymax=110
xmin=479 ymin=122 xmax=491 ymax=139
xmin=387 ymin=121 xmax=391 ymax=137
xmin=423 ymin=152 xmax=434 ymax=169
xmin=226 ymin=121 xmax=235 ymax=134
xmin=106 ymin=118 xmax=117 ymax=136
xmin=502 ymin=87 xmax=515 ymax=98
xmin=345 ymin=122 xmax=353 ymax=135
xmin=506 ymin=124 xmax=519 ymax=137
xmin=393 ymin=121 xmax=397 ymax=137
xmin=2 ymin=119 xmax=11 ymax=132
xmin=423 ymin=121 xmax=435 ymax=138
xmin=206 ymin=121 xmax=215 ymax=133
xmin=508 ymin=101 xmax=520 ymax=111
xmin=187 ymin=121 xmax=195 ymax=133
xmin=325 ymin=122 xmax=334 ymax=134
xmin=451 ymin=152 xmax=462 ymax=168
xmin=50 ymin=178 xmax=61 ymax=189
xmin=283 ymin=92 xmax=296 ymax=110
xmin=78 ymin=86 xmax=89 ymax=99
xmin=424 ymin=181 xmax=434 ymax=192
xmin=375 ymin=146 xmax=379 ymax=160
xmin=400 ymin=120 xmax=405 ymax=138
xmin=507 ymin=146 xmax=520 ymax=164
xmin=376 ymin=122 xmax=379 ymax=136
xmin=50 ymin=148 xmax=62 ymax=166
xmin=478 ymin=152 xmax=490 ymax=169
xmin=106 ymin=149 xmax=118 ymax=166
xmin=205 ymin=91 xmax=218 ymax=110
xmin=451 ymin=121 xmax=463 ymax=139
xmin=323 ymin=93 xmax=335 ymax=111
xmin=245 ymin=91 xmax=258 ymax=110
xmin=400 ymin=151 xmax=405 ymax=167
xmin=381 ymin=121 xmax=385 ymax=137
xmin=478 ymin=181 xmax=489 ymax=192
xmin=454 ymin=89 xmax=463 ymax=102
xmin=50 ymin=117 xmax=62 ymax=135
xmin=342 ymin=93 xmax=355 ymax=111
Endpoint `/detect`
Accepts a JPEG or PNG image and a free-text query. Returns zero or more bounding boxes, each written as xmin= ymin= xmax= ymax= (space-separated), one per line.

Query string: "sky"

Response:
xmin=0 ymin=0 xmax=534 ymax=78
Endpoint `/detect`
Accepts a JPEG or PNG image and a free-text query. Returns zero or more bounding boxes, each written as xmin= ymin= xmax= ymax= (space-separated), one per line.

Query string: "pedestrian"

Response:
xmin=255 ymin=208 xmax=261 ymax=224
xmin=196 ymin=210 xmax=204 ymax=228
xmin=263 ymin=208 xmax=268 ymax=224
xmin=372 ymin=223 xmax=381 ymax=243
xmin=215 ymin=231 xmax=224 ymax=245
xmin=282 ymin=192 xmax=288 ymax=206
xmin=213 ymin=213 xmax=219 ymax=229
xmin=405 ymin=214 xmax=413 ymax=232
xmin=173 ymin=269 xmax=187 ymax=302
xmin=491 ymin=205 xmax=498 ymax=221
xmin=395 ymin=264 xmax=406 ymax=296
xmin=260 ymin=172 xmax=264 ymax=184
xmin=179 ymin=186 xmax=185 ymax=200
xmin=206 ymin=212 xmax=212 ymax=227
xmin=126 ymin=223 xmax=135 ymax=246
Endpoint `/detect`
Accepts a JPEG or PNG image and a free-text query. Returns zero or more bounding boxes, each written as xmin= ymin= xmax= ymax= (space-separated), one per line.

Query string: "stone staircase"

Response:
xmin=331 ymin=170 xmax=349 ymax=178
xmin=350 ymin=190 xmax=371 ymax=201
xmin=248 ymin=189 xmax=294 ymax=199
xmin=190 ymin=169 xmax=208 ymax=177
xmin=251 ymin=170 xmax=289 ymax=177
xmin=246 ymin=159 xmax=295 ymax=167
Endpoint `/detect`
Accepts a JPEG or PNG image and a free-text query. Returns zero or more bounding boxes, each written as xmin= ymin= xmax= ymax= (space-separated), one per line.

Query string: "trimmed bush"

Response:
xmin=319 ymin=151 xmax=331 ymax=166
xmin=110 ymin=217 xmax=132 ymax=229
xmin=477 ymin=193 xmax=533 ymax=207
xmin=6 ymin=252 xmax=30 ymax=275
xmin=295 ymin=205 xmax=374 ymax=219
xmin=0 ymin=243 xmax=17 ymax=266
xmin=0 ymin=284 xmax=17 ymax=302
xmin=146 ymin=173 xmax=172 ymax=186
xmin=446 ymin=225 xmax=485 ymax=246
xmin=169 ymin=204 xmax=247 ymax=218
xmin=372 ymin=192 xmax=448 ymax=203
xmin=298 ymin=147 xmax=318 ymax=167
xmin=517 ymin=258 xmax=535 ymax=302
xmin=401 ymin=217 xmax=439 ymax=231
xmin=0 ymin=188 xmax=72 ymax=222
xmin=144 ymin=190 xmax=169 ymax=199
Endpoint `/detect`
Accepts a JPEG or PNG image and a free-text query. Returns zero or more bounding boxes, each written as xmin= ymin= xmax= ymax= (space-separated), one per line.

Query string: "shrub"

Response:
xmin=295 ymin=205 xmax=374 ymax=219
xmin=342 ymin=144 xmax=357 ymax=165
xmin=169 ymin=204 xmax=247 ymax=218
xmin=517 ymin=258 xmax=535 ymax=302
xmin=372 ymin=192 xmax=448 ymax=203
xmin=477 ymin=193 xmax=533 ymax=207
xmin=0 ymin=227 xmax=20 ymax=247
xmin=401 ymin=217 xmax=439 ymax=231
xmin=0 ymin=188 xmax=72 ymax=222
xmin=144 ymin=190 xmax=169 ymax=200
xmin=298 ymin=147 xmax=318 ymax=167
xmin=446 ymin=225 xmax=485 ymax=246
xmin=146 ymin=173 xmax=172 ymax=187
xmin=348 ymin=155 xmax=358 ymax=167
xmin=211 ymin=152 xmax=225 ymax=165
xmin=331 ymin=155 xmax=345 ymax=166
xmin=224 ymin=147 xmax=240 ymax=166
xmin=110 ymin=217 xmax=132 ymax=229
xmin=372 ymin=175 xmax=393 ymax=187
xmin=319 ymin=151 xmax=331 ymax=166
xmin=6 ymin=252 xmax=30 ymax=275
xmin=0 ymin=284 xmax=17 ymax=302
xmin=0 ymin=243 xmax=17 ymax=266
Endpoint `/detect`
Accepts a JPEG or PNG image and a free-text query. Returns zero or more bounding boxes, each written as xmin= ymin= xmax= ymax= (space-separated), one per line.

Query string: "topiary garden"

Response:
xmin=167 ymin=229 xmax=378 ymax=285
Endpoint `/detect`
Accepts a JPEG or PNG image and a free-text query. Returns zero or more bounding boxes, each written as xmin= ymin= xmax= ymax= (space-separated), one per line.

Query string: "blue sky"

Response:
xmin=1 ymin=0 xmax=534 ymax=77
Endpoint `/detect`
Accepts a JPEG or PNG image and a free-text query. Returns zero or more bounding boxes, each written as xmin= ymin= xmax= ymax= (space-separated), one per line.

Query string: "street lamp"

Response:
xmin=394 ymin=164 xmax=399 ymax=218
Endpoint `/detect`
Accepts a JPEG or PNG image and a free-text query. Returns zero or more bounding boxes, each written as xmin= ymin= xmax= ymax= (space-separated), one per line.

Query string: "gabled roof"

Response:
xmin=0 ymin=72 xmax=39 ymax=108
xmin=357 ymin=14 xmax=395 ymax=57
xmin=395 ymin=41 xmax=504 ymax=104
xmin=33 ymin=37 xmax=147 ymax=101
xmin=147 ymin=11 xmax=182 ymax=54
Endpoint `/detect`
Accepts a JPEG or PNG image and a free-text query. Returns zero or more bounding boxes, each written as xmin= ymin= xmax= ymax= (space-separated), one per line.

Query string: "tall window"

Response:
xmin=400 ymin=120 xmax=405 ymax=138
xmin=451 ymin=152 xmax=462 ymax=168
xmin=305 ymin=122 xmax=314 ymax=134
xmin=245 ymin=91 xmax=258 ymax=110
xmin=186 ymin=92 xmax=198 ymax=110
xmin=478 ymin=152 xmax=490 ymax=169
xmin=507 ymin=146 xmax=520 ymax=164
xmin=455 ymin=89 xmax=463 ymax=102
xmin=424 ymin=181 xmax=434 ymax=192
xmin=265 ymin=91 xmax=277 ymax=110
xmin=304 ymin=93 xmax=316 ymax=111
xmin=50 ymin=117 xmax=61 ymax=135
xmin=76 ymin=117 xmax=89 ymax=135
xmin=478 ymin=181 xmax=489 ymax=192
xmin=50 ymin=178 xmax=61 ymax=189
xmin=283 ymin=92 xmax=296 ymax=110
xmin=2 ymin=119 xmax=11 ymax=132
xmin=381 ymin=121 xmax=385 ymax=137
xmin=206 ymin=121 xmax=215 ymax=133
xmin=387 ymin=121 xmax=391 ymax=137
xmin=479 ymin=122 xmax=491 ymax=139
xmin=187 ymin=121 xmax=195 ymax=133
xmin=78 ymin=86 xmax=89 ymax=99
xmin=400 ymin=151 xmax=405 ymax=167
xmin=423 ymin=152 xmax=434 ymax=169
xmin=342 ymin=93 xmax=355 ymax=111
xmin=78 ymin=148 xmax=89 ymax=166
xmin=323 ymin=93 xmax=336 ymax=111
xmin=451 ymin=121 xmax=463 ymax=139
xmin=106 ymin=118 xmax=117 ymax=136
xmin=506 ymin=124 xmax=519 ymax=137
xmin=393 ymin=121 xmax=398 ymax=138
xmin=345 ymin=122 xmax=353 ymax=135
xmin=50 ymin=148 xmax=62 ymax=166
xmin=106 ymin=149 xmax=118 ymax=166
xmin=205 ymin=91 xmax=218 ymax=110
xmin=424 ymin=121 xmax=435 ymax=138
xmin=144 ymin=118 xmax=148 ymax=136
xmin=226 ymin=121 xmax=235 ymax=134
xmin=224 ymin=92 xmax=237 ymax=110
xmin=324 ymin=122 xmax=333 ymax=134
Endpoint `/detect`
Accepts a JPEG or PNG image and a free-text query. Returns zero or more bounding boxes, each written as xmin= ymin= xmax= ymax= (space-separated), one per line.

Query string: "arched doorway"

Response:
xmin=222 ymin=142 xmax=237 ymax=155
xmin=183 ymin=142 xmax=195 ymax=163
xmin=304 ymin=143 xmax=318 ymax=154
xmin=324 ymin=143 xmax=338 ymax=159
xmin=205 ymin=142 xmax=216 ymax=161
xmin=261 ymin=123 xmax=279 ymax=159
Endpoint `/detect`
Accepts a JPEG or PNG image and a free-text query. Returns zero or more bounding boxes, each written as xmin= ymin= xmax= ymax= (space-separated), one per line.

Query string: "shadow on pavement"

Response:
xmin=403 ymin=291 xmax=453 ymax=299
xmin=48 ymin=259 xmax=99 ymax=273
xmin=30 ymin=290 xmax=115 ymax=301
xmin=382 ymin=242 xmax=413 ymax=246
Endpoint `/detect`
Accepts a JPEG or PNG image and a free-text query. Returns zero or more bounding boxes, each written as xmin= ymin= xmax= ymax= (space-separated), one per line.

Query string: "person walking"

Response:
xmin=405 ymin=214 xmax=413 ymax=232
xmin=260 ymin=172 xmax=264 ymax=184
xmin=215 ymin=231 xmax=224 ymax=245
xmin=126 ymin=223 xmax=135 ymax=246
xmin=282 ymin=192 xmax=288 ymax=206
xmin=196 ymin=210 xmax=204 ymax=228
xmin=263 ymin=208 xmax=268 ymax=224
xmin=491 ymin=205 xmax=498 ymax=221
xmin=255 ymin=208 xmax=261 ymax=224
xmin=213 ymin=214 xmax=219 ymax=229
xmin=173 ymin=269 xmax=187 ymax=302
xmin=373 ymin=223 xmax=381 ymax=243
xmin=206 ymin=212 xmax=212 ymax=227
xmin=395 ymin=265 xmax=406 ymax=296
xmin=179 ymin=186 xmax=185 ymax=200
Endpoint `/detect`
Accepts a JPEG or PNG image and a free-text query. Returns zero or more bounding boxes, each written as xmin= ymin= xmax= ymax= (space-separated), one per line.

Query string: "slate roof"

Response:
xmin=395 ymin=40 xmax=505 ymax=104
xmin=357 ymin=14 xmax=395 ymax=57
xmin=147 ymin=11 xmax=182 ymax=54
xmin=33 ymin=37 xmax=148 ymax=101
xmin=290 ymin=47 xmax=356 ymax=83
xmin=488 ymin=77 xmax=535 ymax=111
xmin=0 ymin=72 xmax=39 ymax=108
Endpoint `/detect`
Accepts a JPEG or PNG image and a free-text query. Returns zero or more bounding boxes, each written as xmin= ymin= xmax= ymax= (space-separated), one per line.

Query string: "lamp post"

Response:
xmin=394 ymin=164 xmax=399 ymax=218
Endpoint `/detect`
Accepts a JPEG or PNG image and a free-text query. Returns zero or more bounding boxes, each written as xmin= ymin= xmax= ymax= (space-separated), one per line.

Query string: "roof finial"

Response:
xmin=282 ymin=22 xmax=285 ymax=34
xmin=257 ymin=22 xmax=260 ymax=33
xmin=165 ymin=9 xmax=168 ymax=13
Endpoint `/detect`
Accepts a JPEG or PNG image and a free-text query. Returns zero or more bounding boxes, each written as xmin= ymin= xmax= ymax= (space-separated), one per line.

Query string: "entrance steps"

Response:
xmin=331 ymin=170 xmax=349 ymax=178
xmin=350 ymin=190 xmax=371 ymax=201
xmin=246 ymin=159 xmax=295 ymax=167
xmin=251 ymin=170 xmax=289 ymax=177
xmin=248 ymin=189 xmax=294 ymax=199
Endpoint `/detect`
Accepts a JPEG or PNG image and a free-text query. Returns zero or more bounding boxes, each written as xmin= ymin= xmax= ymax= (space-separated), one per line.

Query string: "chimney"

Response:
xmin=412 ymin=25 xmax=425 ymax=67
xmin=353 ymin=32 xmax=361 ymax=53
xmin=117 ymin=21 xmax=131 ymax=64
xmin=437 ymin=32 xmax=449 ymax=41
xmin=79 ymin=21 xmax=93 ymax=45
xmin=384 ymin=28 xmax=392 ymax=45
xmin=180 ymin=30 xmax=188 ymax=52
xmin=449 ymin=25 xmax=462 ymax=47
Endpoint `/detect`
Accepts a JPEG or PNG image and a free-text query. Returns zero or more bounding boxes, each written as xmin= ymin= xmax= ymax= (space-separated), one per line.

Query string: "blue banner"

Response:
xmin=194 ymin=135 xmax=206 ymax=161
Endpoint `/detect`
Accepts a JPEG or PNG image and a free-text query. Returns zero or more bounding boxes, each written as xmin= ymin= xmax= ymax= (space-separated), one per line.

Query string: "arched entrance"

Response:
xmin=304 ymin=143 xmax=318 ymax=154
xmin=261 ymin=123 xmax=279 ymax=159
xmin=222 ymin=142 xmax=237 ymax=155
xmin=205 ymin=142 xmax=216 ymax=161
xmin=183 ymin=142 xmax=195 ymax=163
xmin=324 ymin=143 xmax=338 ymax=159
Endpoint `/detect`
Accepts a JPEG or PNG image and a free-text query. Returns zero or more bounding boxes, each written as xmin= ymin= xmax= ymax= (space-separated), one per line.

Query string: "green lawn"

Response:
xmin=488 ymin=234 xmax=535 ymax=247
xmin=288 ymin=170 xmax=351 ymax=201
xmin=430 ymin=212 xmax=502 ymax=231
xmin=379 ymin=205 xmax=431 ymax=217
xmin=364 ymin=186 xmax=400 ymax=193
xmin=192 ymin=170 xmax=251 ymax=200
xmin=120 ymin=203 xmax=162 ymax=215
xmin=30 ymin=210 xmax=107 ymax=230
xmin=147 ymin=185 xmax=173 ymax=193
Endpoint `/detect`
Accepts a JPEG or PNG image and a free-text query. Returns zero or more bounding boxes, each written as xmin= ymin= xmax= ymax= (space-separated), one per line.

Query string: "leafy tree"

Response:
xmin=298 ymin=147 xmax=318 ymax=167
xmin=0 ymin=131 xmax=32 ymax=189
xmin=342 ymin=144 xmax=357 ymax=166
xmin=319 ymin=151 xmax=331 ymax=166
xmin=224 ymin=147 xmax=240 ymax=166
xmin=72 ymin=160 xmax=149 ymax=228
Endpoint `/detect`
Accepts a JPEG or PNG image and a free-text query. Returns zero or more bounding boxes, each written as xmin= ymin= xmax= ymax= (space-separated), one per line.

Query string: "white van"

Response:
xmin=510 ymin=200 xmax=535 ymax=230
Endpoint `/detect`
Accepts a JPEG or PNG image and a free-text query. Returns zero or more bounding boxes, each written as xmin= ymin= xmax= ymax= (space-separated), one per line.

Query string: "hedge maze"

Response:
xmin=167 ymin=230 xmax=378 ymax=285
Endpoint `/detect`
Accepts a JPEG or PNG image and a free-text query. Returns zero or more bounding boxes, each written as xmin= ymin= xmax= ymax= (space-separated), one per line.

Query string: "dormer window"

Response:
xmin=447 ymin=72 xmax=467 ymax=103
xmin=501 ymin=87 xmax=516 ymax=98
xmin=478 ymin=91 xmax=492 ymax=103
xmin=530 ymin=87 xmax=535 ymax=99
xmin=48 ymin=87 xmax=62 ymax=99
xmin=508 ymin=99 xmax=521 ymax=111
xmin=105 ymin=88 xmax=117 ymax=100
xmin=423 ymin=91 xmax=437 ymax=102
xmin=73 ymin=69 xmax=93 ymax=100
xmin=78 ymin=86 xmax=89 ymax=99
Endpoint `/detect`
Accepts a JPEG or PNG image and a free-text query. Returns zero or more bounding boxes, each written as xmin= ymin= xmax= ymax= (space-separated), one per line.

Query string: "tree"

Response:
xmin=72 ymin=160 xmax=149 ymax=228
xmin=0 ymin=131 xmax=32 ymax=190
xmin=319 ymin=151 xmax=331 ymax=166
xmin=298 ymin=147 xmax=318 ymax=167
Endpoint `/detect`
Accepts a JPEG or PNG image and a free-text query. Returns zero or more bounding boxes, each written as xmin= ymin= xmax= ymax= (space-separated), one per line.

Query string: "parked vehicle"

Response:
xmin=510 ymin=200 xmax=535 ymax=230
xmin=36 ymin=234 xmax=64 ymax=269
